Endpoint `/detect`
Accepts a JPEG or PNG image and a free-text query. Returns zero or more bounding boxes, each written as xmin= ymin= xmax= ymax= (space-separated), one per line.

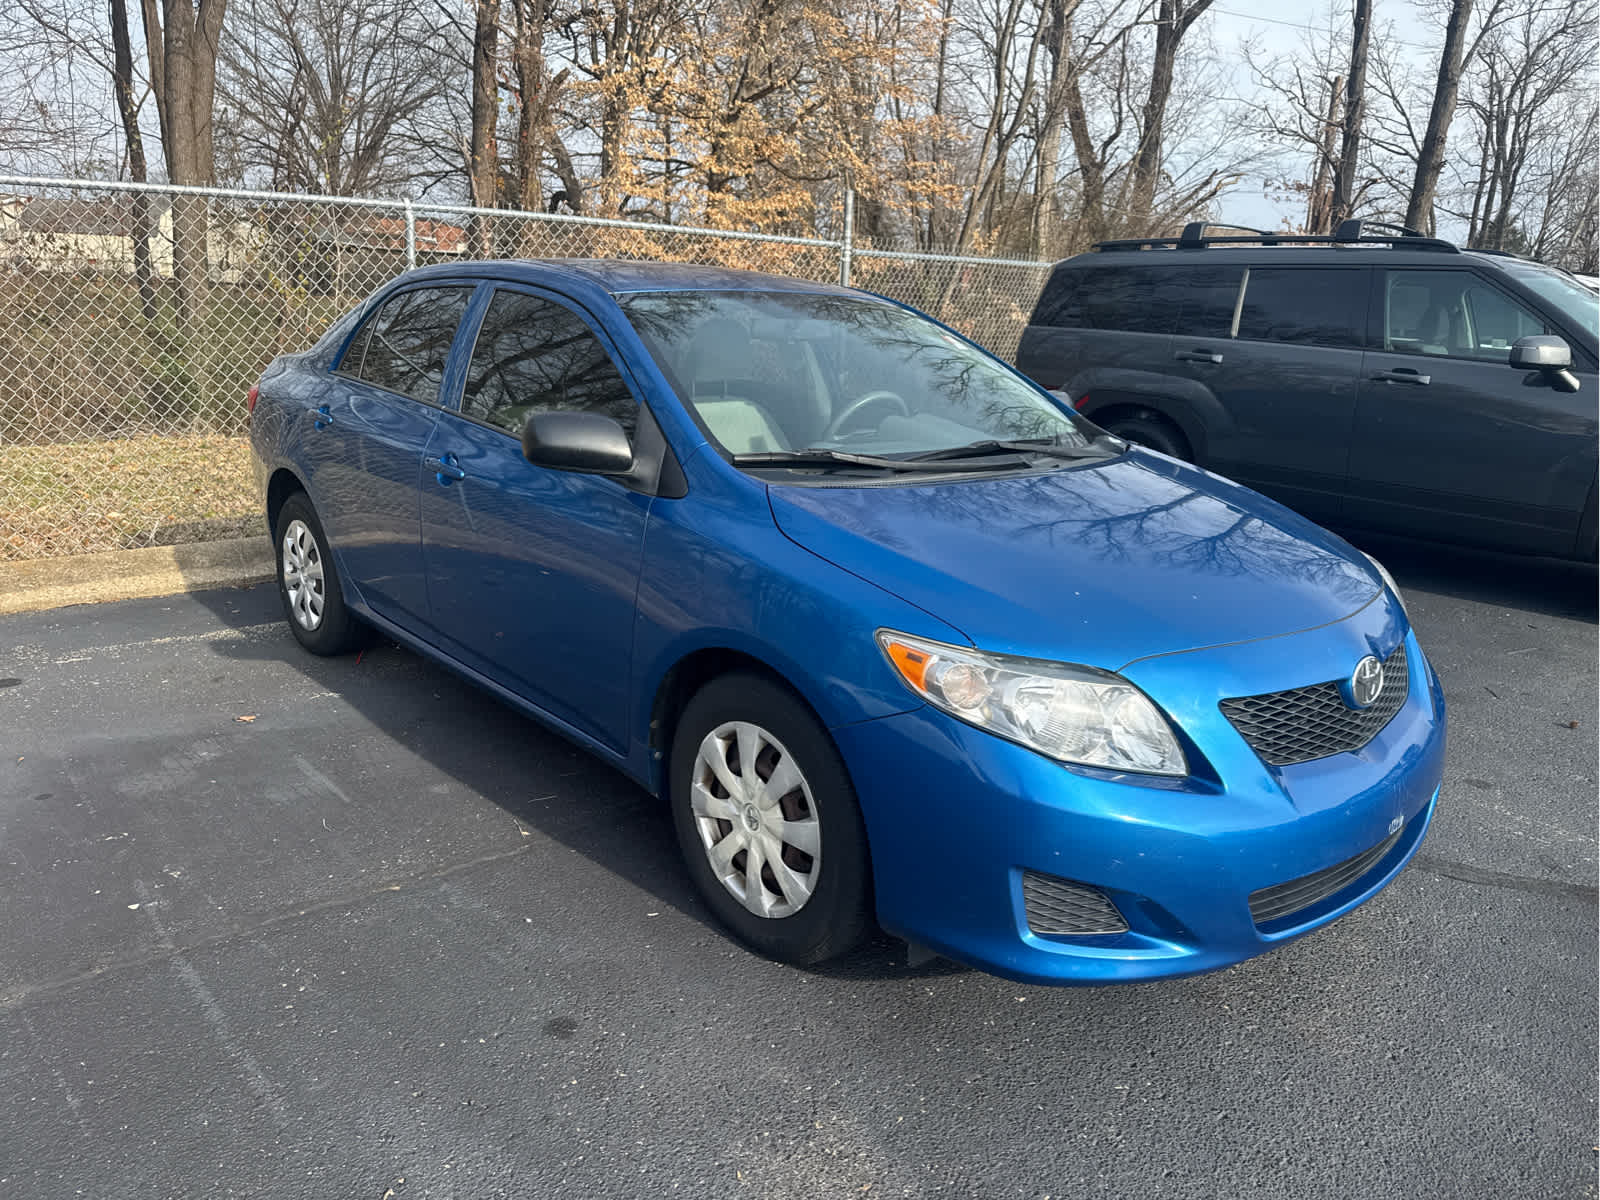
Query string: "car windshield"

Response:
xmin=1499 ymin=260 xmax=1600 ymax=340
xmin=620 ymin=290 xmax=1089 ymax=463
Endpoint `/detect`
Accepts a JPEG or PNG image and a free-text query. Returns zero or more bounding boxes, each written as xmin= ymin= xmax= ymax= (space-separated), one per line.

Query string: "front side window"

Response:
xmin=462 ymin=289 xmax=638 ymax=439
xmin=349 ymin=286 xmax=471 ymax=404
xmin=622 ymin=290 xmax=1087 ymax=459
xmin=1384 ymin=270 xmax=1548 ymax=361
xmin=1236 ymin=268 xmax=1366 ymax=347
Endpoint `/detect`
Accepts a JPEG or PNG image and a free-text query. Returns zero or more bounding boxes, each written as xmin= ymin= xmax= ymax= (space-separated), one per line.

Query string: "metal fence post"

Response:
xmin=839 ymin=189 xmax=854 ymax=288
xmin=404 ymin=198 xmax=417 ymax=270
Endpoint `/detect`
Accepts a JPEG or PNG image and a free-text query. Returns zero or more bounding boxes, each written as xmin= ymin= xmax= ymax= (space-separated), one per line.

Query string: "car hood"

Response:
xmin=766 ymin=452 xmax=1381 ymax=670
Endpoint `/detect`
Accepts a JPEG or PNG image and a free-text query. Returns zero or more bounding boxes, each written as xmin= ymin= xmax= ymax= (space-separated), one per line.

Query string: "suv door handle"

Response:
xmin=1373 ymin=368 xmax=1430 ymax=385
xmin=1175 ymin=349 xmax=1223 ymax=364
xmin=425 ymin=453 xmax=467 ymax=483
xmin=310 ymin=403 xmax=334 ymax=429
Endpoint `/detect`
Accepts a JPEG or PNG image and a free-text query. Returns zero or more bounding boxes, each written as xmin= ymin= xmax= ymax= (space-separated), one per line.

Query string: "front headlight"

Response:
xmin=877 ymin=631 xmax=1187 ymax=776
xmin=1362 ymin=552 xmax=1409 ymax=621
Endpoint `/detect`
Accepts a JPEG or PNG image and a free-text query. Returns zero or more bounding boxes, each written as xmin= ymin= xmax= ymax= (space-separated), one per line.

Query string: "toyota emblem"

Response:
xmin=1349 ymin=655 xmax=1385 ymax=708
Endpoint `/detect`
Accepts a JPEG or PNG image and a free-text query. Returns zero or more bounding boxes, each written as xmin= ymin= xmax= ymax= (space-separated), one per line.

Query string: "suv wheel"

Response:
xmin=1103 ymin=412 xmax=1191 ymax=461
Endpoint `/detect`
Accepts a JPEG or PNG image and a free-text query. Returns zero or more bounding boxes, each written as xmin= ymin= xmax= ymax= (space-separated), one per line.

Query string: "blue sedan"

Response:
xmin=248 ymin=260 xmax=1446 ymax=985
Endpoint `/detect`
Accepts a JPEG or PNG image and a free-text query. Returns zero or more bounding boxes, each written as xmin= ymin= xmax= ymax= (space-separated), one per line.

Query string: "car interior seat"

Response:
xmin=685 ymin=318 xmax=792 ymax=454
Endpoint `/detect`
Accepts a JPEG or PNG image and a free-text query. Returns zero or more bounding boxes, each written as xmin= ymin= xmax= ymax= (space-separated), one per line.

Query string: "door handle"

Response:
xmin=1372 ymin=368 xmax=1430 ymax=385
xmin=425 ymin=453 xmax=466 ymax=483
xmin=1175 ymin=349 xmax=1223 ymax=364
xmin=311 ymin=403 xmax=334 ymax=429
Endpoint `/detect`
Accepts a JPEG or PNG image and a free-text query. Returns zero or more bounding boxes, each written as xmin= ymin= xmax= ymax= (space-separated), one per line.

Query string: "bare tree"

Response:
xmin=216 ymin=0 xmax=455 ymax=195
xmin=1329 ymin=0 xmax=1370 ymax=225
xmin=1126 ymin=0 xmax=1214 ymax=227
xmin=140 ymin=0 xmax=229 ymax=322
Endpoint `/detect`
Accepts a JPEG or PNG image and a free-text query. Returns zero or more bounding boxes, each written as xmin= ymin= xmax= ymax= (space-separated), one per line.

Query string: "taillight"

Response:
xmin=246 ymin=383 xmax=260 ymax=413
xmin=1073 ymin=391 xmax=1089 ymax=410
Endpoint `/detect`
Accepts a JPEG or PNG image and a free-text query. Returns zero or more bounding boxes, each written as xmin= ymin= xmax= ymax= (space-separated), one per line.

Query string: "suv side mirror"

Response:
xmin=1509 ymin=335 xmax=1571 ymax=369
xmin=1510 ymin=335 xmax=1580 ymax=392
xmin=522 ymin=410 xmax=635 ymax=474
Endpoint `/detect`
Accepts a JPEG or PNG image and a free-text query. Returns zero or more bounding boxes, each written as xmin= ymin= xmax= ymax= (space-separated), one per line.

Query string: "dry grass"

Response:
xmin=1 ymin=434 xmax=257 ymax=560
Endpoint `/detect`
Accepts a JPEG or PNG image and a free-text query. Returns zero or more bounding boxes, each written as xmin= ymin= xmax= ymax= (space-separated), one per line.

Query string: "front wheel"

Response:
xmin=669 ymin=673 xmax=873 ymax=965
xmin=274 ymin=491 xmax=364 ymax=655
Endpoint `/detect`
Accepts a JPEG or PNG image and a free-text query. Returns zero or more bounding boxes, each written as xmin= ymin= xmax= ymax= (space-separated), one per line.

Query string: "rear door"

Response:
xmin=1173 ymin=265 xmax=1370 ymax=524
xmin=419 ymin=285 xmax=651 ymax=751
xmin=1347 ymin=267 xmax=1598 ymax=554
xmin=299 ymin=284 xmax=473 ymax=625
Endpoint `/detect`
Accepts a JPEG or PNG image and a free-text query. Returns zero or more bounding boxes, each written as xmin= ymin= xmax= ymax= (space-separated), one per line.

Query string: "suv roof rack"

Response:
xmin=1093 ymin=217 xmax=1459 ymax=254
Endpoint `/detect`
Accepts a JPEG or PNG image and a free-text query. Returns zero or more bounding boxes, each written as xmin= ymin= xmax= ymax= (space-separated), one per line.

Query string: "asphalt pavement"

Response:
xmin=0 ymin=535 xmax=1594 ymax=1199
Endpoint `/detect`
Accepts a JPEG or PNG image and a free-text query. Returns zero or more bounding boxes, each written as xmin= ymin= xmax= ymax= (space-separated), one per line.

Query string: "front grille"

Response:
xmin=1248 ymin=825 xmax=1405 ymax=926
xmin=1021 ymin=871 xmax=1128 ymax=935
xmin=1220 ymin=644 xmax=1409 ymax=766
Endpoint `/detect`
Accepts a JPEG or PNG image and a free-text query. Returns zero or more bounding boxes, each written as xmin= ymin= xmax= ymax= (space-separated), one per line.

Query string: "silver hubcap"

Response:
xmin=691 ymin=721 xmax=821 ymax=919
xmin=281 ymin=519 xmax=326 ymax=631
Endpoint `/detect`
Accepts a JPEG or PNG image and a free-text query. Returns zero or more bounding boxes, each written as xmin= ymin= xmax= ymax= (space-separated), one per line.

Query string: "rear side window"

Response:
xmin=1236 ymin=268 xmax=1366 ymax=347
xmin=1178 ymin=266 xmax=1245 ymax=338
xmin=1031 ymin=266 xmax=1181 ymax=334
xmin=462 ymin=289 xmax=638 ymax=439
xmin=347 ymin=286 xmax=471 ymax=404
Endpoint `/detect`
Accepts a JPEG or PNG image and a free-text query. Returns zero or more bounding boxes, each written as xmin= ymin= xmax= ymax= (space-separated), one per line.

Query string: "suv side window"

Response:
xmin=346 ymin=286 xmax=471 ymax=404
xmin=1383 ymin=269 xmax=1549 ymax=361
xmin=1178 ymin=266 xmax=1246 ymax=338
xmin=1236 ymin=268 xmax=1367 ymax=347
xmin=1032 ymin=266 xmax=1181 ymax=334
xmin=462 ymin=289 xmax=638 ymax=439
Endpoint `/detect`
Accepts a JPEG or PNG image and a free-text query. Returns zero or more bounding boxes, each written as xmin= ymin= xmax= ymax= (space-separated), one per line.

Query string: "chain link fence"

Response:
xmin=0 ymin=176 xmax=1053 ymax=561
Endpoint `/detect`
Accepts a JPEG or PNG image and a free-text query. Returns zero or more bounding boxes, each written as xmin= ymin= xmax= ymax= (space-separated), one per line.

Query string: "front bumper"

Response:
xmin=835 ymin=613 xmax=1446 ymax=986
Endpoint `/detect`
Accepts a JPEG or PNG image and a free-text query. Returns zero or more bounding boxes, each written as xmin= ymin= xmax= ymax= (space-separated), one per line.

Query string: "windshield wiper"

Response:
xmin=904 ymin=435 xmax=1122 ymax=463
xmin=730 ymin=449 xmax=1022 ymax=473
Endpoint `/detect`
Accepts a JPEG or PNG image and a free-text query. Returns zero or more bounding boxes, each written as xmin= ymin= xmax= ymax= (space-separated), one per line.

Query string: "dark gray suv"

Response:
xmin=1016 ymin=221 xmax=1599 ymax=560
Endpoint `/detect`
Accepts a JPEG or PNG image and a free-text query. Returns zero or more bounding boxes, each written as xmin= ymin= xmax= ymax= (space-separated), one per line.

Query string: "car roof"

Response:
xmin=392 ymin=258 xmax=860 ymax=298
xmin=1059 ymin=245 xmax=1538 ymax=272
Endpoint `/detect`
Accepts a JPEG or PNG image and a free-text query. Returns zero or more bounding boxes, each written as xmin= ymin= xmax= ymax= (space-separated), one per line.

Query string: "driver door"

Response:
xmin=419 ymin=285 xmax=652 ymax=751
xmin=1346 ymin=267 xmax=1597 ymax=554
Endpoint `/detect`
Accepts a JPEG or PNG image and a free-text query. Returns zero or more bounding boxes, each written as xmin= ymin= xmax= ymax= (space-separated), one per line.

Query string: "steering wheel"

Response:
xmin=822 ymin=390 xmax=910 ymax=440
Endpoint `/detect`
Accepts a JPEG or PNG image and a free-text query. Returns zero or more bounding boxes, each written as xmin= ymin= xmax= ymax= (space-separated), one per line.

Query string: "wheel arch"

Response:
xmin=266 ymin=466 xmax=310 ymax=537
xmin=647 ymin=645 xmax=830 ymax=796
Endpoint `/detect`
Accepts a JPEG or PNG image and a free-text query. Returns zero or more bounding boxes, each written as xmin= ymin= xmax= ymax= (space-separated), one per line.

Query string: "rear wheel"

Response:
xmin=1101 ymin=411 xmax=1191 ymax=461
xmin=669 ymin=673 xmax=872 ymax=965
xmin=274 ymin=492 xmax=364 ymax=655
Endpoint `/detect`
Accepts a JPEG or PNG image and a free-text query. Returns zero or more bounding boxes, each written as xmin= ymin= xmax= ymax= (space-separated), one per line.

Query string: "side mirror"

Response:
xmin=1510 ymin=335 xmax=1580 ymax=392
xmin=522 ymin=410 xmax=634 ymax=474
xmin=1509 ymin=334 xmax=1572 ymax=370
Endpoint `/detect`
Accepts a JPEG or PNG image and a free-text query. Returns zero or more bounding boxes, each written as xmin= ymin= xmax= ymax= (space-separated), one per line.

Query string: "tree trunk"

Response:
xmin=512 ymin=0 xmax=548 ymax=215
xmin=1306 ymin=74 xmax=1342 ymax=233
xmin=110 ymin=0 xmax=159 ymax=326
xmin=1128 ymin=0 xmax=1214 ymax=229
xmin=1331 ymin=0 xmax=1372 ymax=225
xmin=1404 ymin=0 xmax=1473 ymax=232
xmin=469 ymin=0 xmax=500 ymax=254
xmin=1063 ymin=69 xmax=1106 ymax=243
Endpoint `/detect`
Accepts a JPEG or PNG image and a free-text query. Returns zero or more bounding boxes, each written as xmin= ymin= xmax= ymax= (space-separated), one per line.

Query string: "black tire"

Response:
xmin=273 ymin=491 xmax=364 ymax=656
xmin=669 ymin=673 xmax=873 ymax=965
xmin=1103 ymin=412 xmax=1192 ymax=461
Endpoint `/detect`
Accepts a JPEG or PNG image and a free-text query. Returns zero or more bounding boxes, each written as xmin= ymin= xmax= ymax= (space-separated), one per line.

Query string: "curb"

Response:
xmin=0 ymin=537 xmax=275 ymax=616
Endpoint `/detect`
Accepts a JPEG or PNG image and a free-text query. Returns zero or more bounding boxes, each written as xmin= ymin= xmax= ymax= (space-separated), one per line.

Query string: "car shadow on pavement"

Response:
xmin=1334 ymin=529 xmax=1597 ymax=624
xmin=192 ymin=584 xmax=964 ymax=983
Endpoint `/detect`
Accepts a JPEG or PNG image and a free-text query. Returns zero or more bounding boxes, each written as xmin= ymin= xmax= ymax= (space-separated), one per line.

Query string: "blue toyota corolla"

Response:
xmin=248 ymin=260 xmax=1446 ymax=985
